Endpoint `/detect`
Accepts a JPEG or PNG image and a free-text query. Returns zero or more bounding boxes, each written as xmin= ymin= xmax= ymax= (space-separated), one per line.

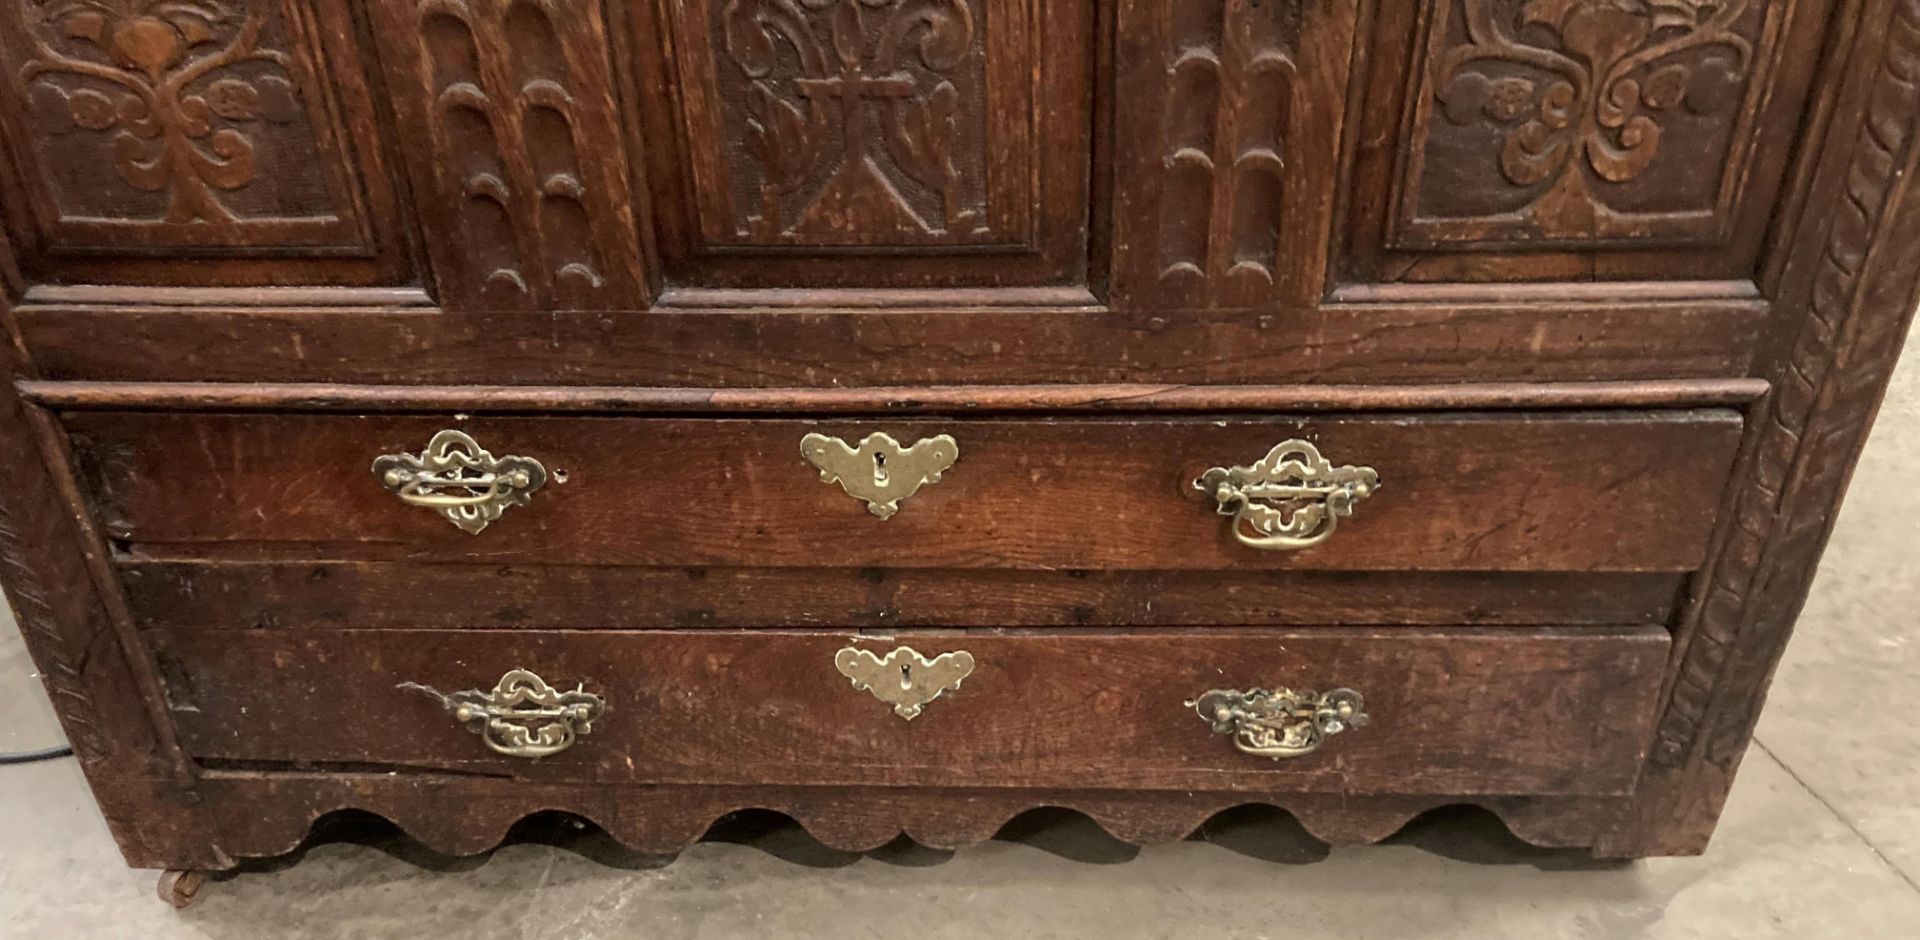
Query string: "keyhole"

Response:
xmin=899 ymin=662 xmax=913 ymax=690
xmin=873 ymin=451 xmax=890 ymax=486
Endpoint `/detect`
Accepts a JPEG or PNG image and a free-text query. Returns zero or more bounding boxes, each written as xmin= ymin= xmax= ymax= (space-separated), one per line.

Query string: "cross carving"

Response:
xmin=796 ymin=64 xmax=915 ymax=159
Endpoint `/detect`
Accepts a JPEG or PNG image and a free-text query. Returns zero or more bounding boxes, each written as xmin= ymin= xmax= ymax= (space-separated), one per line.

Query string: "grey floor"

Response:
xmin=2 ymin=336 xmax=1917 ymax=938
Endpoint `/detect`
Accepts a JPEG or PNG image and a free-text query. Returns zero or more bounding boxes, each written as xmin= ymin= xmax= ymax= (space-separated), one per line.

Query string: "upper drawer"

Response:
xmin=68 ymin=409 xmax=1743 ymax=572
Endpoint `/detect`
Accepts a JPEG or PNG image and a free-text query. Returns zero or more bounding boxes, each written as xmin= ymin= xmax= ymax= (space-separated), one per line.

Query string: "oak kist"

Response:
xmin=0 ymin=0 xmax=1913 ymax=906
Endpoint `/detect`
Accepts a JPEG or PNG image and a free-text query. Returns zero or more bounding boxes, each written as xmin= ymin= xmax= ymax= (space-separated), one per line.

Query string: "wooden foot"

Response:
xmin=157 ymin=869 xmax=208 ymax=909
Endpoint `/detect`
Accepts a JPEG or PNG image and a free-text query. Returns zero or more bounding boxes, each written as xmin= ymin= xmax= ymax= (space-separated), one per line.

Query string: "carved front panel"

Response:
xmin=1110 ymin=0 xmax=1360 ymax=308
xmin=636 ymin=0 xmax=1091 ymax=291
xmin=1392 ymin=0 xmax=1795 ymax=249
xmin=368 ymin=0 xmax=651 ymax=311
xmin=704 ymin=0 xmax=996 ymax=247
xmin=0 ymin=0 xmax=379 ymax=254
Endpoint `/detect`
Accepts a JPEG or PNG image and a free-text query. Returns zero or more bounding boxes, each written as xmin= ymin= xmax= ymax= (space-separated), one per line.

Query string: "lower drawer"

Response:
xmin=152 ymin=627 xmax=1668 ymax=796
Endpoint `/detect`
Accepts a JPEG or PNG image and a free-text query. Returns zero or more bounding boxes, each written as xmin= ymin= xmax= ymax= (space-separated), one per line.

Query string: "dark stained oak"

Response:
xmin=85 ymin=774 xmax=1634 ymax=871
xmin=0 ymin=0 xmax=416 ymax=288
xmin=149 ymin=627 xmax=1669 ymax=797
xmin=66 ymin=410 xmax=1744 ymax=573
xmin=366 ymin=0 xmax=651 ymax=310
xmin=621 ymin=0 xmax=1095 ymax=291
xmin=1603 ymin=0 xmax=1920 ymax=856
xmin=0 ymin=0 xmax=1913 ymax=879
xmin=1340 ymin=0 xmax=1832 ymax=285
xmin=120 ymin=562 xmax=1685 ymax=631
xmin=16 ymin=377 xmax=1771 ymax=414
xmin=13 ymin=300 xmax=1767 ymax=387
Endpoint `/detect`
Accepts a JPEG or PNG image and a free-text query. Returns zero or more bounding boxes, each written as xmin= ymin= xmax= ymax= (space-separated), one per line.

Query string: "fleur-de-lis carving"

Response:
xmin=1434 ymin=0 xmax=1757 ymax=223
xmin=721 ymin=0 xmax=981 ymax=237
xmin=19 ymin=0 xmax=303 ymax=222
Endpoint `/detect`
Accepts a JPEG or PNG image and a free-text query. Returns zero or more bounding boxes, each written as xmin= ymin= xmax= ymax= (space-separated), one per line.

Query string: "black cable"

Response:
xmin=0 ymin=744 xmax=73 ymax=765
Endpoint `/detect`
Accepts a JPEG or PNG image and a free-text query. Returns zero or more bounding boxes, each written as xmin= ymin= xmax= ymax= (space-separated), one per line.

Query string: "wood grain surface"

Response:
xmin=68 ymin=411 xmax=1744 ymax=572
xmin=0 ymin=0 xmax=1909 ymax=869
xmin=150 ymin=626 xmax=1668 ymax=796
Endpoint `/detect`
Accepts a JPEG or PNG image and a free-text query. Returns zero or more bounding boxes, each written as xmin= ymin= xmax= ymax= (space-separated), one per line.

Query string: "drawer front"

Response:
xmin=71 ymin=410 xmax=1742 ymax=573
xmin=153 ymin=627 xmax=1668 ymax=796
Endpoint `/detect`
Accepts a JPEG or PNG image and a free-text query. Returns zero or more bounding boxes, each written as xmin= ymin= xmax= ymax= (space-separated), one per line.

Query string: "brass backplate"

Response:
xmin=402 ymin=669 xmax=605 ymax=759
xmin=1198 ymin=440 xmax=1379 ymax=551
xmin=373 ymin=429 xmax=547 ymax=534
xmin=1191 ymin=687 xmax=1369 ymax=760
xmin=835 ymin=645 xmax=975 ymax=720
xmin=801 ymin=432 xmax=958 ymax=519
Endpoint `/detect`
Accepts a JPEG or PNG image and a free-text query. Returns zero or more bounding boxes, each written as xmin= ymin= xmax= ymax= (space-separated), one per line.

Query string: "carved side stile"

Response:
xmin=1605 ymin=0 xmax=1920 ymax=855
xmin=0 ymin=488 xmax=108 ymax=764
xmin=1659 ymin=0 xmax=1920 ymax=768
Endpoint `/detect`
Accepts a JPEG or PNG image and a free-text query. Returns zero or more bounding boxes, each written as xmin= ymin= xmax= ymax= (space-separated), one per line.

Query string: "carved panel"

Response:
xmin=1111 ymin=0 xmax=1359 ymax=308
xmin=1392 ymin=0 xmax=1795 ymax=248
xmin=0 ymin=0 xmax=375 ymax=251
xmin=369 ymin=0 xmax=650 ymax=311
xmin=635 ymin=0 xmax=1091 ymax=290
xmin=710 ymin=0 xmax=991 ymax=245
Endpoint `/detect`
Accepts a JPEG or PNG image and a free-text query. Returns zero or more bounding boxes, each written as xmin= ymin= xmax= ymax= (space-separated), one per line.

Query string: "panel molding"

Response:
xmin=701 ymin=0 xmax=1006 ymax=247
xmin=0 ymin=0 xmax=370 ymax=247
xmin=18 ymin=377 xmax=1770 ymax=414
xmin=12 ymin=298 xmax=1767 ymax=386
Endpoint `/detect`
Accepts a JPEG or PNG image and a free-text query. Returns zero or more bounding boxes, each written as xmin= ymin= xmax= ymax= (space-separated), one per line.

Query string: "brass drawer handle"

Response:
xmin=1191 ymin=688 xmax=1369 ymax=760
xmin=374 ymin=429 xmax=548 ymax=534
xmin=836 ymin=645 xmax=974 ymax=720
xmin=1198 ymin=440 xmax=1379 ymax=551
xmin=802 ymin=431 xmax=958 ymax=520
xmin=401 ymin=669 xmax=604 ymax=759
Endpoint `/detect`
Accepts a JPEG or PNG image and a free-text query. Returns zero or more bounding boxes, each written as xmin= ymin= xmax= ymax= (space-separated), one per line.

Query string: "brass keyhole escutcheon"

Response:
xmin=801 ymin=432 xmax=958 ymax=520
xmin=835 ymin=646 xmax=975 ymax=720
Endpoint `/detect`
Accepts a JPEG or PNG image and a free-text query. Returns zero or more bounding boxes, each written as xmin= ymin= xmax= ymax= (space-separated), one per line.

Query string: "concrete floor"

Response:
xmin=1 ymin=335 xmax=1916 ymax=937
